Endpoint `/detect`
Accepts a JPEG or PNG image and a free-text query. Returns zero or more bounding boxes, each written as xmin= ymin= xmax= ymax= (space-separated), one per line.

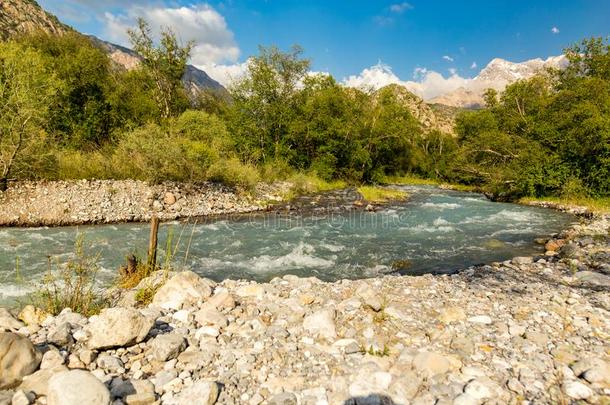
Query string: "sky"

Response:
xmin=38 ymin=0 xmax=610 ymax=99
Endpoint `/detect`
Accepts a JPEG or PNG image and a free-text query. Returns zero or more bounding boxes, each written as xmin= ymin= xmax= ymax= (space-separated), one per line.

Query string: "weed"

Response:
xmin=30 ymin=235 xmax=106 ymax=316
xmin=357 ymin=185 xmax=408 ymax=203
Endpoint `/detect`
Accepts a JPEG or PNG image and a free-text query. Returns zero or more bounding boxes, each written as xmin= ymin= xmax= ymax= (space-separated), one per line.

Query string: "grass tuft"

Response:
xmin=30 ymin=235 xmax=107 ymax=316
xmin=357 ymin=186 xmax=408 ymax=203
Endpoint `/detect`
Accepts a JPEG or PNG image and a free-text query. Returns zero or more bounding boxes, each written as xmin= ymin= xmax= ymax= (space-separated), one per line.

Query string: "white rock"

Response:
xmin=412 ymin=351 xmax=461 ymax=378
xmin=152 ymin=271 xmax=214 ymax=310
xmin=303 ymin=308 xmax=336 ymax=339
xmin=0 ymin=332 xmax=41 ymax=390
xmin=47 ymin=370 xmax=111 ymax=405
xmin=85 ymin=308 xmax=153 ymax=350
xmin=166 ymin=380 xmax=219 ymax=404
xmin=150 ymin=333 xmax=187 ymax=362
xmin=562 ymin=380 xmax=593 ymax=399
xmin=467 ymin=315 xmax=492 ymax=325
xmin=0 ymin=308 xmax=24 ymax=331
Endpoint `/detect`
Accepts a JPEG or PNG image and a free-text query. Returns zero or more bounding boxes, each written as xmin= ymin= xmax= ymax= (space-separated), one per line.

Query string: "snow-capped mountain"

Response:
xmin=430 ymin=55 xmax=568 ymax=108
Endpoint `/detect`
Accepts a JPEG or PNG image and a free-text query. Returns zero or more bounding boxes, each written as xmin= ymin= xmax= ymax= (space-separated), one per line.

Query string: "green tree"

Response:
xmin=128 ymin=18 xmax=193 ymax=120
xmin=21 ymin=32 xmax=115 ymax=147
xmin=229 ymin=45 xmax=310 ymax=161
xmin=0 ymin=42 xmax=62 ymax=189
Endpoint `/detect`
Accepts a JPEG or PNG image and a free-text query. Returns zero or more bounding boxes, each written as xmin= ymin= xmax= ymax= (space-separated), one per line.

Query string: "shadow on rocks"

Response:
xmin=343 ymin=394 xmax=401 ymax=405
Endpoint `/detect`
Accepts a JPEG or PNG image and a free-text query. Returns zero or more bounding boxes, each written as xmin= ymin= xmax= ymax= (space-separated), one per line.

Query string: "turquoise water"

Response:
xmin=0 ymin=186 xmax=575 ymax=302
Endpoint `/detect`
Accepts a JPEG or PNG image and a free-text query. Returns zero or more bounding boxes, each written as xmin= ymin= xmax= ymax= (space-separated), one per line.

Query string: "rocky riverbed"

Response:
xmin=0 ymin=211 xmax=608 ymax=404
xmin=0 ymin=180 xmax=290 ymax=227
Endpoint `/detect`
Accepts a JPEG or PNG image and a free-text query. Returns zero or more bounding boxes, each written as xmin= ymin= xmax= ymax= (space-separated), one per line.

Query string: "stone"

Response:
xmin=574 ymin=271 xmax=610 ymax=287
xmin=303 ymin=308 xmax=336 ymax=339
xmin=110 ymin=379 xmax=155 ymax=399
xmin=96 ymin=354 xmax=124 ymax=372
xmin=452 ymin=393 xmax=478 ymax=405
xmin=437 ymin=307 xmax=466 ymax=323
xmin=166 ymin=381 xmax=219 ymax=405
xmin=194 ymin=307 xmax=228 ymax=328
xmin=268 ymin=392 xmax=297 ymax=405
xmin=40 ymin=350 xmax=64 ymax=370
xmin=571 ymin=358 xmax=610 ymax=384
xmin=205 ymin=291 xmax=235 ymax=310
xmin=512 ymin=256 xmax=533 ymax=265
xmin=164 ymin=192 xmax=177 ymax=205
xmin=355 ymin=284 xmax=383 ymax=312
xmin=235 ymin=284 xmax=265 ymax=299
xmin=387 ymin=372 xmax=421 ymax=402
xmin=464 ymin=378 xmax=498 ymax=400
xmin=11 ymin=390 xmax=33 ymax=405
xmin=412 ymin=351 xmax=460 ymax=378
xmin=467 ymin=315 xmax=492 ymax=325
xmin=85 ymin=307 xmax=153 ymax=350
xmin=0 ymin=309 xmax=24 ymax=331
xmin=125 ymin=392 xmax=157 ymax=405
xmin=150 ymin=333 xmax=187 ymax=362
xmin=562 ymin=380 xmax=593 ymax=400
xmin=152 ymin=271 xmax=214 ymax=310
xmin=545 ymin=240 xmax=563 ymax=252
xmin=19 ymin=365 xmax=67 ymax=397
xmin=0 ymin=332 xmax=41 ymax=389
xmin=47 ymin=370 xmax=111 ymax=405
xmin=47 ymin=322 xmax=73 ymax=347
xmin=18 ymin=306 xmax=50 ymax=326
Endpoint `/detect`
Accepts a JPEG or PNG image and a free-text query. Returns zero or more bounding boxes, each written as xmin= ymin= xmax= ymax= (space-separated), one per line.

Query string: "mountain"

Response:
xmin=378 ymin=84 xmax=458 ymax=135
xmin=430 ymin=56 xmax=568 ymax=108
xmin=0 ymin=0 xmax=69 ymax=39
xmin=89 ymin=36 xmax=225 ymax=94
xmin=0 ymin=0 xmax=224 ymax=94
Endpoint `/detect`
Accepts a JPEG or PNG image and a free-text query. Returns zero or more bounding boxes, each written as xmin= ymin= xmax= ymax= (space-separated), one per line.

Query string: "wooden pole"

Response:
xmin=147 ymin=216 xmax=160 ymax=270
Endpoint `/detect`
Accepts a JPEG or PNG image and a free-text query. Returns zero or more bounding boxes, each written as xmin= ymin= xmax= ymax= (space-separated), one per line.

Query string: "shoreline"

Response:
xmin=0 ymin=181 xmax=608 ymax=403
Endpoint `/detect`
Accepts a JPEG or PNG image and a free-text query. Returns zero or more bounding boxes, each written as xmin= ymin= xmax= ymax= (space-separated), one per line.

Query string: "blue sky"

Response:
xmin=39 ymin=0 xmax=610 ymax=97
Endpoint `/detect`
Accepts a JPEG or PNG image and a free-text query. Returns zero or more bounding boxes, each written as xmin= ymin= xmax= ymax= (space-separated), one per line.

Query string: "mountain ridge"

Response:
xmin=430 ymin=55 xmax=567 ymax=108
xmin=0 ymin=0 xmax=224 ymax=94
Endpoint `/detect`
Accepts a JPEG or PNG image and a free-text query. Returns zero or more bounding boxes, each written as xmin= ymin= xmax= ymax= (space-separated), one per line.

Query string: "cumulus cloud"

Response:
xmin=342 ymin=63 xmax=471 ymax=100
xmin=551 ymin=26 xmax=560 ymax=34
xmin=442 ymin=55 xmax=454 ymax=62
xmin=199 ymin=61 xmax=250 ymax=87
xmin=470 ymin=61 xmax=478 ymax=69
xmin=389 ymin=2 xmax=413 ymax=13
xmin=102 ymin=4 xmax=240 ymax=66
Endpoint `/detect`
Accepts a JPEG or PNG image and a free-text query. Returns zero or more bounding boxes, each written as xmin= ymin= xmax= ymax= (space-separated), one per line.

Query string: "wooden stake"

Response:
xmin=147 ymin=216 xmax=160 ymax=270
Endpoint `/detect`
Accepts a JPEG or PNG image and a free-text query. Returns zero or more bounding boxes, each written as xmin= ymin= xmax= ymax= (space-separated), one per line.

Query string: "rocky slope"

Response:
xmin=430 ymin=56 xmax=568 ymax=108
xmin=0 ymin=0 xmax=69 ymax=40
xmin=377 ymin=84 xmax=458 ymax=135
xmin=0 ymin=213 xmax=608 ymax=404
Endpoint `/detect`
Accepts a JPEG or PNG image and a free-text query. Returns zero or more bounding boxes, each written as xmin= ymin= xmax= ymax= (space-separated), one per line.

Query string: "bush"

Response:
xmin=30 ymin=235 xmax=106 ymax=316
xmin=207 ymin=158 xmax=260 ymax=190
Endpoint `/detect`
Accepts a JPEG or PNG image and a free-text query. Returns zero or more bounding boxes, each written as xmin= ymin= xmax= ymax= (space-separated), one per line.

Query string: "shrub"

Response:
xmin=207 ymin=158 xmax=261 ymax=190
xmin=30 ymin=235 xmax=107 ymax=316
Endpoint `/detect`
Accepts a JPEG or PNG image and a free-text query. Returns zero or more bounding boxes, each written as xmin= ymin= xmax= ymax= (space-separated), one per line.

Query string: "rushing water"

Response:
xmin=0 ymin=186 xmax=575 ymax=302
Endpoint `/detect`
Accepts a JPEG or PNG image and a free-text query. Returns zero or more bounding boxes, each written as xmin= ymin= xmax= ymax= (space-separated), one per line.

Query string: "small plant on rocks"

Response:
xmin=30 ymin=235 xmax=107 ymax=316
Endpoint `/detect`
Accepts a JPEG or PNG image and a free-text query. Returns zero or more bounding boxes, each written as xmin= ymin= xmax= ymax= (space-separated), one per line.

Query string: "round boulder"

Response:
xmin=0 ymin=332 xmax=41 ymax=389
xmin=47 ymin=370 xmax=110 ymax=405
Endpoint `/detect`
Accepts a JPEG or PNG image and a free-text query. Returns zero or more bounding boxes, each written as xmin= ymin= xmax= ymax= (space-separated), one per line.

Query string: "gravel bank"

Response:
xmin=0 ymin=213 xmax=608 ymax=404
xmin=0 ymin=180 xmax=288 ymax=227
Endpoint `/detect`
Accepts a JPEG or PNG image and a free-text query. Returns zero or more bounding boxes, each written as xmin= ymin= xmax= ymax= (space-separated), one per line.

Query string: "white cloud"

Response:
xmin=551 ymin=26 xmax=560 ymax=34
xmin=470 ymin=61 xmax=478 ymax=69
xmin=342 ymin=63 xmax=471 ymax=100
xmin=102 ymin=4 xmax=240 ymax=65
xmin=448 ymin=67 xmax=457 ymax=75
xmin=442 ymin=55 xmax=454 ymax=62
xmin=389 ymin=2 xmax=413 ymax=13
xmin=196 ymin=60 xmax=250 ymax=87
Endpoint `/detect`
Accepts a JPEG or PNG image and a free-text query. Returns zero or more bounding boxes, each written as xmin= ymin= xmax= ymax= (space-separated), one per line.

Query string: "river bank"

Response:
xmin=0 ymin=180 xmax=291 ymax=227
xmin=0 ymin=213 xmax=608 ymax=404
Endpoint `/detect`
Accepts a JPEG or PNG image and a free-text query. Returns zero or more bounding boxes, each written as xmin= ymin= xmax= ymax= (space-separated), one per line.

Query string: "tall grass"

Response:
xmin=30 ymin=235 xmax=107 ymax=316
xmin=357 ymin=186 xmax=408 ymax=203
